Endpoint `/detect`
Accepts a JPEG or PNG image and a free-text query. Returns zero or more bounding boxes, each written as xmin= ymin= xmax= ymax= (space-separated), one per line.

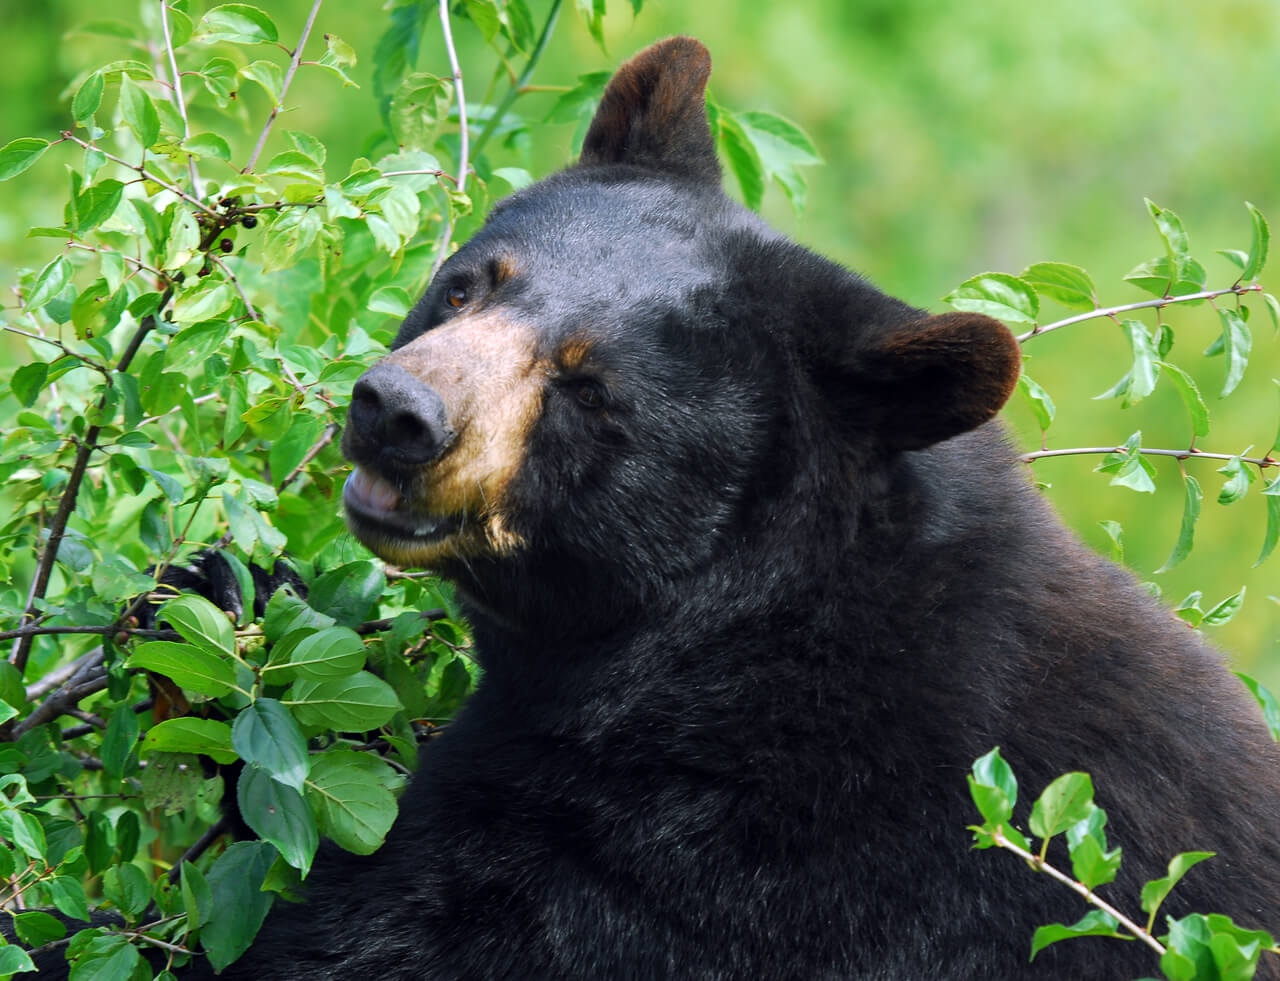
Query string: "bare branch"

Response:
xmin=159 ymin=0 xmax=199 ymax=193
xmin=1017 ymin=284 xmax=1263 ymax=344
xmin=1021 ymin=445 xmax=1278 ymax=470
xmin=243 ymin=0 xmax=323 ymax=173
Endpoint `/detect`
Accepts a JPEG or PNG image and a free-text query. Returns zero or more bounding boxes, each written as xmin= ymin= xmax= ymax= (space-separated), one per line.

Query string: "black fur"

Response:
xmin=171 ymin=37 xmax=1280 ymax=980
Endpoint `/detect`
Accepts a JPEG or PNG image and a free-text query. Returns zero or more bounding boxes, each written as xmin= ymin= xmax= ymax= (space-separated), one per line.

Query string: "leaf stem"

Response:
xmin=1017 ymin=284 xmax=1263 ymax=344
xmin=1021 ymin=446 xmax=1278 ymax=470
xmin=58 ymin=131 xmax=218 ymax=218
xmin=990 ymin=826 xmax=1167 ymax=957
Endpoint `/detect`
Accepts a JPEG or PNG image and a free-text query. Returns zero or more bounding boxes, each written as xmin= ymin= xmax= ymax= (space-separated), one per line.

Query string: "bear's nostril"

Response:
xmin=350 ymin=364 xmax=455 ymax=465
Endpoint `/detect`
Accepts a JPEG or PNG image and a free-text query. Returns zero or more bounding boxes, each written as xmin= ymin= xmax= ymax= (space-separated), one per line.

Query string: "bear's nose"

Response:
xmin=348 ymin=363 xmax=456 ymax=465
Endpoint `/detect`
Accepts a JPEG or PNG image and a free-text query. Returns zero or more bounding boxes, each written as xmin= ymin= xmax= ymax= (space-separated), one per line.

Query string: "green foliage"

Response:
xmin=969 ymin=753 xmax=1280 ymax=979
xmin=0 ymin=3 xmax=811 ymax=974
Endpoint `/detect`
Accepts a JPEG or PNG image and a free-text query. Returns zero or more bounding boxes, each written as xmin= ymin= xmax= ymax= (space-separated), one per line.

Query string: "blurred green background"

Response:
xmin=3 ymin=0 xmax=1278 ymax=680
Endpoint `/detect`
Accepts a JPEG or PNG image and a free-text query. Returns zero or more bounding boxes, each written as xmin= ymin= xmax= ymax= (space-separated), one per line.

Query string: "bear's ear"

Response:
xmin=579 ymin=36 xmax=720 ymax=184
xmin=842 ymin=312 xmax=1022 ymax=450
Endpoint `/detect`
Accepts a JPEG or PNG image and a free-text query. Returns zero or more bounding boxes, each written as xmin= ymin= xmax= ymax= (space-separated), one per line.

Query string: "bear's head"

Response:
xmin=341 ymin=38 xmax=1021 ymax=631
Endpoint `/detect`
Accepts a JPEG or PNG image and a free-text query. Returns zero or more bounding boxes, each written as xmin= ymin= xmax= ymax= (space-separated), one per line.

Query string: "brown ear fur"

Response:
xmin=579 ymin=37 xmax=720 ymax=184
xmin=857 ymin=312 xmax=1022 ymax=450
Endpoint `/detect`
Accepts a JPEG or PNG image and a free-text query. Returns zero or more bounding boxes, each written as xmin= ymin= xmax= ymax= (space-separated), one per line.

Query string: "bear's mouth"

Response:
xmin=342 ymin=467 xmax=462 ymax=546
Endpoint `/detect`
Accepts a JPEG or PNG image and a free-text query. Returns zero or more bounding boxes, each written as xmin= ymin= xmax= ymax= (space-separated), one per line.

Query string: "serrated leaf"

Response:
xmin=129 ymin=641 xmax=237 ymax=697
xmin=0 ymin=137 xmax=51 ymax=181
xmin=231 ymin=698 xmax=308 ymax=791
xmin=119 ymin=74 xmax=160 ymax=148
xmin=47 ymin=874 xmax=89 ymax=921
xmin=102 ymin=862 xmax=151 ymax=920
xmin=1213 ymin=308 xmax=1251 ymax=398
xmin=143 ymin=718 xmax=237 ymax=764
xmin=286 ymin=672 xmax=402 ymax=731
xmin=307 ymin=560 xmax=385 ymax=626
xmin=1242 ymin=202 xmax=1269 ymax=282
xmin=1157 ymin=362 xmax=1210 ymax=439
xmin=943 ymin=272 xmax=1039 ymax=325
xmin=1030 ymin=911 xmax=1126 ymax=961
xmin=1021 ymin=261 xmax=1097 ymax=311
xmin=735 ymin=110 xmax=822 ymax=215
xmin=0 ymin=944 xmax=37 ymax=975
xmin=306 ymin=751 xmax=400 ymax=854
xmin=159 ymin=593 xmax=235 ymax=656
xmin=1124 ymin=255 xmax=1208 ymax=299
xmin=1095 ymin=319 xmax=1160 ymax=407
xmin=714 ymin=108 xmax=765 ymax=211
xmin=1235 ymin=672 xmax=1280 ymax=742
xmin=390 ymin=73 xmax=453 ymax=152
xmin=13 ymin=909 xmax=67 ymax=946
xmin=201 ymin=3 xmax=278 ymax=44
xmin=1156 ymin=474 xmax=1201 ymax=573
xmin=1096 ymin=432 xmax=1157 ymax=494
xmin=237 ymin=764 xmax=318 ymax=875
xmin=284 ymin=626 xmax=368 ymax=682
xmin=12 ymin=362 xmax=49 ymax=407
xmin=1147 ymin=198 xmax=1191 ymax=282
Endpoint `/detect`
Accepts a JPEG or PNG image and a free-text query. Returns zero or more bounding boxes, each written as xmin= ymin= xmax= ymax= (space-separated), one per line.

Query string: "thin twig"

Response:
xmin=990 ymin=827 xmax=1166 ymax=957
xmin=471 ymin=0 xmax=564 ymax=160
xmin=58 ymin=132 xmax=217 ymax=217
xmin=158 ymin=0 xmax=199 ymax=194
xmin=243 ymin=0 xmax=323 ymax=173
xmin=166 ymin=818 xmax=229 ymax=883
xmin=2 ymin=325 xmax=111 ymax=378
xmin=280 ymin=423 xmax=339 ymax=489
xmin=1017 ymin=284 xmax=1263 ymax=344
xmin=1021 ymin=446 xmax=1278 ymax=469
xmin=438 ymin=0 xmax=469 ymax=196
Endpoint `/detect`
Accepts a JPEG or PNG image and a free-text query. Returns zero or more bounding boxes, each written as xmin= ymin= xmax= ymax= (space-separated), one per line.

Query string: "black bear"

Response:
xmin=185 ymin=37 xmax=1280 ymax=980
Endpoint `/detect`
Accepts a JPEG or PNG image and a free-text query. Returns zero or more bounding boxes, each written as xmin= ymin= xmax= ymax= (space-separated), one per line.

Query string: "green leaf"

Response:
xmin=286 ymin=671 xmax=402 ymax=731
xmin=1029 ymin=772 xmax=1094 ymax=840
xmin=237 ymin=764 xmax=318 ymax=875
xmin=1124 ymin=255 xmax=1208 ymax=299
xmin=1020 ymin=261 xmax=1097 ymax=311
xmin=264 ymin=587 xmax=336 ymax=643
xmin=173 ymin=282 xmax=234 ymax=324
xmin=201 ymin=4 xmax=279 ymax=44
xmin=200 ymin=841 xmax=277 ymax=970
xmin=180 ymin=859 xmax=213 ymax=930
xmin=283 ymin=627 xmax=368 ymax=682
xmin=1157 ymin=474 xmax=1202 ymax=573
xmin=25 ymin=255 xmax=72 ymax=311
xmin=47 ymin=874 xmax=90 ymax=921
xmin=129 ymin=641 xmax=237 ymax=697
xmin=1212 ymin=308 xmax=1252 ymax=398
xmin=1256 ymin=477 xmax=1280 ymax=567
xmin=1141 ymin=851 xmax=1215 ymax=920
xmin=1202 ymin=587 xmax=1245 ymax=627
xmin=714 ymin=108 xmax=765 ymax=211
xmin=99 ymin=704 xmax=139 ymax=778
xmin=1263 ymin=293 xmax=1280 ymax=332
xmin=12 ymin=362 xmax=49 ymax=407
xmin=159 ymin=594 xmax=236 ymax=656
xmin=140 ymin=751 xmax=205 ymax=814
xmin=0 ymin=944 xmax=37 ymax=975
xmin=101 ymin=862 xmax=151 ymax=920
xmin=967 ymin=747 xmax=1017 ymax=825
xmin=545 ymin=71 xmax=610 ymax=124
xmin=943 ymin=272 xmax=1039 ymax=325
xmin=492 ymin=167 xmax=534 ymax=192
xmin=390 ymin=73 xmax=453 ymax=152
xmin=1094 ymin=319 xmax=1160 ymax=407
xmin=1030 ymin=910 xmax=1127 ymax=961
xmin=368 ymin=285 xmax=411 ymax=317
xmin=143 ymin=718 xmax=237 ymax=764
xmin=1157 ymin=362 xmax=1210 ymax=439
xmin=1217 ymin=454 xmax=1256 ymax=505
xmin=1096 ymin=432 xmax=1157 ymax=494
xmin=1147 ymin=198 xmax=1191 ymax=283
xmin=574 ymin=0 xmax=607 ymax=50
xmin=735 ymin=110 xmax=823 ymax=215
xmin=72 ymin=71 xmax=105 ymax=124
xmin=1242 ymin=202 xmax=1269 ymax=282
xmin=308 ymin=560 xmax=385 ymax=626
xmin=118 ymin=74 xmax=160 ymax=148
xmin=1067 ymin=826 xmax=1123 ymax=891
xmin=14 ymin=910 xmax=67 ymax=947
xmin=1175 ymin=590 xmax=1205 ymax=628
xmin=0 ymin=138 xmax=51 ymax=181
xmin=306 ymin=751 xmax=401 ymax=854
xmin=1098 ymin=520 xmax=1125 ymax=563
xmin=1235 ymin=672 xmax=1280 ymax=742
xmin=186 ymin=132 xmax=232 ymax=162
xmin=231 ymin=698 xmax=309 ymax=792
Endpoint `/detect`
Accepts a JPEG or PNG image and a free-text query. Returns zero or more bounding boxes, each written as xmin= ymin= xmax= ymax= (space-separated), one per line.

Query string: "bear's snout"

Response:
xmin=348 ymin=362 xmax=457 ymax=467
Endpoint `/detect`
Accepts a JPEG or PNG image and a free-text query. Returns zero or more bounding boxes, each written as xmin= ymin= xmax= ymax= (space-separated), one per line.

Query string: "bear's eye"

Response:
xmin=446 ymin=286 xmax=467 ymax=309
xmin=574 ymin=381 xmax=605 ymax=410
